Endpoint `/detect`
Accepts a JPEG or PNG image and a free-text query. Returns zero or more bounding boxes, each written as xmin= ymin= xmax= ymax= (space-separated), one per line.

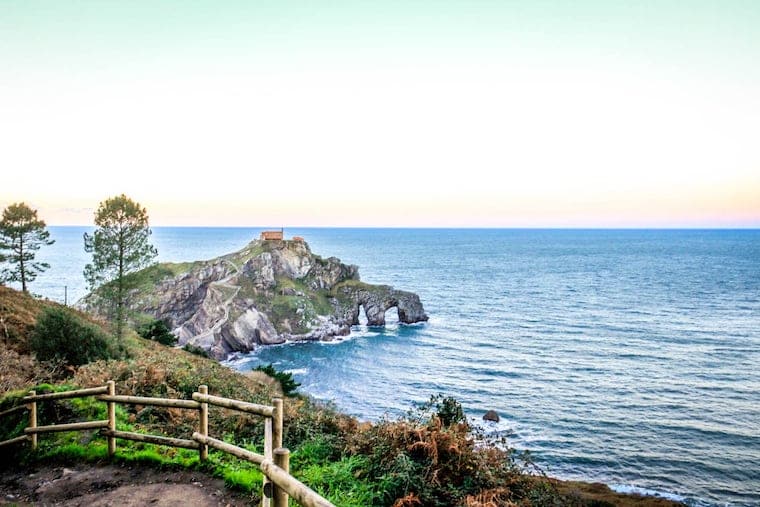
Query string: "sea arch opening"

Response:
xmin=357 ymin=304 xmax=368 ymax=326
xmin=384 ymin=307 xmax=400 ymax=326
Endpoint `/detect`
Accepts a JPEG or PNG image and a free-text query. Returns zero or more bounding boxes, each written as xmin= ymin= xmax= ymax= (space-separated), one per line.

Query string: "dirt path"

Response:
xmin=191 ymin=260 xmax=242 ymax=345
xmin=0 ymin=463 xmax=255 ymax=506
xmin=209 ymin=260 xmax=242 ymax=334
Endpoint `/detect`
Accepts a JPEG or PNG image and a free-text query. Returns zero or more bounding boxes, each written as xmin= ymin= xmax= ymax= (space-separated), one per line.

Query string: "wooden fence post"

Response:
xmin=28 ymin=390 xmax=37 ymax=451
xmin=272 ymin=398 xmax=283 ymax=451
xmin=270 ymin=397 xmax=284 ymax=507
xmin=262 ymin=416 xmax=273 ymax=507
xmin=107 ymin=381 xmax=116 ymax=456
xmin=198 ymin=385 xmax=208 ymax=461
xmin=272 ymin=447 xmax=290 ymax=507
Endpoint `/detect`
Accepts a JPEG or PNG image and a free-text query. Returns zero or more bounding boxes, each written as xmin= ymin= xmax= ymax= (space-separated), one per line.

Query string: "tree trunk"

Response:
xmin=116 ymin=229 xmax=125 ymax=339
xmin=19 ymin=236 xmax=26 ymax=292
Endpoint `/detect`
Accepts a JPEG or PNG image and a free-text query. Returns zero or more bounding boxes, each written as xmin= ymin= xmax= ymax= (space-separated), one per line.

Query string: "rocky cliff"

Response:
xmin=81 ymin=238 xmax=428 ymax=359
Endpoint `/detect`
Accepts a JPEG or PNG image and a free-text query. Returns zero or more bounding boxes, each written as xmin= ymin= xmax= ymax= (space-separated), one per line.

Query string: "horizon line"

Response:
xmin=47 ymin=224 xmax=760 ymax=231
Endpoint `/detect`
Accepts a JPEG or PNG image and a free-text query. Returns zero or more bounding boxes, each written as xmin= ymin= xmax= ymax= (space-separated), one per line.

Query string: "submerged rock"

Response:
xmin=483 ymin=410 xmax=500 ymax=422
xmin=80 ymin=237 xmax=428 ymax=359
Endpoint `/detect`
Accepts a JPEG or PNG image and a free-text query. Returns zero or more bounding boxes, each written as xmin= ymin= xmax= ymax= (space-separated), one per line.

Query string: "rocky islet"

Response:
xmin=81 ymin=237 xmax=428 ymax=359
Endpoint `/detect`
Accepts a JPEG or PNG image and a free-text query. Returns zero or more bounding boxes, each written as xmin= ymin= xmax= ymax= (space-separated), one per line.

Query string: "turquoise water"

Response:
xmin=25 ymin=227 xmax=760 ymax=506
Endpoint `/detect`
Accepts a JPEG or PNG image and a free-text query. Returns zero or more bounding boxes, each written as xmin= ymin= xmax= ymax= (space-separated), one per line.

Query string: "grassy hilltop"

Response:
xmin=0 ymin=285 xmax=683 ymax=506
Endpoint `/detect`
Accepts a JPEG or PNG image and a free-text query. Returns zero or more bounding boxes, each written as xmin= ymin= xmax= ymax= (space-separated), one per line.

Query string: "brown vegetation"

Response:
xmin=547 ymin=479 xmax=684 ymax=507
xmin=0 ymin=284 xmax=47 ymax=353
xmin=72 ymin=339 xmax=284 ymax=439
xmin=1 ymin=285 xmax=109 ymax=352
xmin=0 ymin=347 xmax=44 ymax=392
xmin=0 ymin=286 xmax=71 ymax=390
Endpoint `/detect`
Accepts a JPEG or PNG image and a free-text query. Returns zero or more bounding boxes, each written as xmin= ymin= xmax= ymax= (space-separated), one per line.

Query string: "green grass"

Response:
xmin=290 ymin=434 xmax=340 ymax=468
xmin=295 ymin=455 xmax=378 ymax=506
xmin=289 ymin=435 xmax=378 ymax=505
xmin=225 ymin=243 xmax=265 ymax=268
xmin=270 ymin=295 xmax=305 ymax=333
xmin=330 ymin=279 xmax=389 ymax=301
xmin=331 ymin=279 xmax=375 ymax=291
xmin=266 ymin=278 xmax=335 ymax=334
xmin=123 ymin=262 xmax=193 ymax=293
xmin=115 ymin=446 xmax=200 ymax=469
xmin=235 ymin=275 xmax=263 ymax=302
xmin=210 ymin=458 xmax=264 ymax=492
xmin=119 ymin=261 xmax=196 ymax=312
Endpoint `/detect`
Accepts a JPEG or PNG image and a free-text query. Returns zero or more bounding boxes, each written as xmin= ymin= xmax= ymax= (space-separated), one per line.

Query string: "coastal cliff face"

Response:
xmin=80 ymin=239 xmax=427 ymax=359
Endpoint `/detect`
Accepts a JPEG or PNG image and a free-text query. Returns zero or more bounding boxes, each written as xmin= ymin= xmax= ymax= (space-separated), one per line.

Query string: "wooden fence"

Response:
xmin=0 ymin=382 xmax=334 ymax=507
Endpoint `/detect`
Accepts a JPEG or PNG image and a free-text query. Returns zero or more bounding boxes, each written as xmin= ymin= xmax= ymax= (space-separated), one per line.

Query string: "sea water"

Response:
xmin=26 ymin=227 xmax=760 ymax=506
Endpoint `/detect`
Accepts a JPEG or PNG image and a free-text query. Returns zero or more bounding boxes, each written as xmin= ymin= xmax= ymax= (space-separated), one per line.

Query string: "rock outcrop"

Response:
xmin=333 ymin=284 xmax=428 ymax=326
xmin=80 ymin=238 xmax=428 ymax=359
xmin=482 ymin=410 xmax=500 ymax=423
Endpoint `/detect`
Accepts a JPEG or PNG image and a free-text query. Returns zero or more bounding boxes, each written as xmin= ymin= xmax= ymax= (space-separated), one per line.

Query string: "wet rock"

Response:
xmin=483 ymin=410 xmax=500 ymax=422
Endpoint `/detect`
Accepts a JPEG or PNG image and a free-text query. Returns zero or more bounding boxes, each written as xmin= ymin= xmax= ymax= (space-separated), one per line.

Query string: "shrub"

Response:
xmin=284 ymin=398 xmax=357 ymax=452
xmin=29 ymin=307 xmax=120 ymax=366
xmin=411 ymin=394 xmax=467 ymax=427
xmin=137 ymin=318 xmax=177 ymax=346
xmin=182 ymin=343 xmax=209 ymax=358
xmin=347 ymin=395 xmax=530 ymax=506
xmin=253 ymin=363 xmax=300 ymax=396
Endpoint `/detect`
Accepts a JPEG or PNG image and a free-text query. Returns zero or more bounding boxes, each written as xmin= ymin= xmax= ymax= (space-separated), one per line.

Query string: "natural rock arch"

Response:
xmin=343 ymin=286 xmax=428 ymax=327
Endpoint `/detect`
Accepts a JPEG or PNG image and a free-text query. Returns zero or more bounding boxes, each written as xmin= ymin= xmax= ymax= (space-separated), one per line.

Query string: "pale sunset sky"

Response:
xmin=1 ymin=1 xmax=758 ymax=227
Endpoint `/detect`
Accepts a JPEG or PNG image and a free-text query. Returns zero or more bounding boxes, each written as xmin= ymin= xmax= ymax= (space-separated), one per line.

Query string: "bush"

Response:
xmin=29 ymin=307 xmax=120 ymax=366
xmin=253 ymin=363 xmax=300 ymax=396
xmin=137 ymin=318 xmax=177 ymax=346
xmin=182 ymin=343 xmax=210 ymax=358
xmin=412 ymin=394 xmax=467 ymax=427
xmin=347 ymin=395 xmax=531 ymax=506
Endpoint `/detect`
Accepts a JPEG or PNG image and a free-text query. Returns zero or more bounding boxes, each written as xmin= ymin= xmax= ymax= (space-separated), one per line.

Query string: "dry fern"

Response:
xmin=463 ymin=488 xmax=518 ymax=507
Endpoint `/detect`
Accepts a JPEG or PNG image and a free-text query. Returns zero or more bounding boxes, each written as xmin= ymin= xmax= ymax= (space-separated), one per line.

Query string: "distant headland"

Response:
xmin=80 ymin=232 xmax=428 ymax=359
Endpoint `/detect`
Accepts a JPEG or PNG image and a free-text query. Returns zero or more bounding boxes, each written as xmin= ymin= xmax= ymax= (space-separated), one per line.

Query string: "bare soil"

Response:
xmin=0 ymin=463 xmax=256 ymax=507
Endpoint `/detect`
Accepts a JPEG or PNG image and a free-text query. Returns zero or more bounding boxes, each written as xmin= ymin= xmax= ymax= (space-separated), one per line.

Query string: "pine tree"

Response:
xmin=84 ymin=194 xmax=157 ymax=338
xmin=0 ymin=202 xmax=55 ymax=292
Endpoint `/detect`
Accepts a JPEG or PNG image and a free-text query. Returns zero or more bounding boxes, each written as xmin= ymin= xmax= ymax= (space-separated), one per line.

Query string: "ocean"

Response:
xmin=21 ymin=227 xmax=760 ymax=506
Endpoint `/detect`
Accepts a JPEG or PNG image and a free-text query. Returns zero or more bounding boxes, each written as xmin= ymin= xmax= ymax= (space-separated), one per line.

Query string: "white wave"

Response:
xmin=318 ymin=337 xmax=351 ymax=346
xmin=609 ymin=484 xmax=686 ymax=503
xmin=221 ymin=352 xmax=257 ymax=367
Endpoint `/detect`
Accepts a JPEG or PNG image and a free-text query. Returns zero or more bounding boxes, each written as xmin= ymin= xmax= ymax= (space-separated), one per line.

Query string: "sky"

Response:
xmin=1 ymin=1 xmax=758 ymax=227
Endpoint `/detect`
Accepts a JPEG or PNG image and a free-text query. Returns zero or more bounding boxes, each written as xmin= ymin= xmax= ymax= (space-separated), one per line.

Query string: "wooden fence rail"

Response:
xmin=193 ymin=432 xmax=266 ymax=465
xmin=22 ymin=385 xmax=109 ymax=401
xmin=102 ymin=429 xmax=200 ymax=450
xmin=97 ymin=394 xmax=201 ymax=409
xmin=26 ymin=420 xmax=109 ymax=434
xmin=0 ymin=434 xmax=30 ymax=448
xmin=0 ymin=404 xmax=28 ymax=418
xmin=0 ymin=381 xmax=335 ymax=507
xmin=192 ymin=392 xmax=275 ymax=417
